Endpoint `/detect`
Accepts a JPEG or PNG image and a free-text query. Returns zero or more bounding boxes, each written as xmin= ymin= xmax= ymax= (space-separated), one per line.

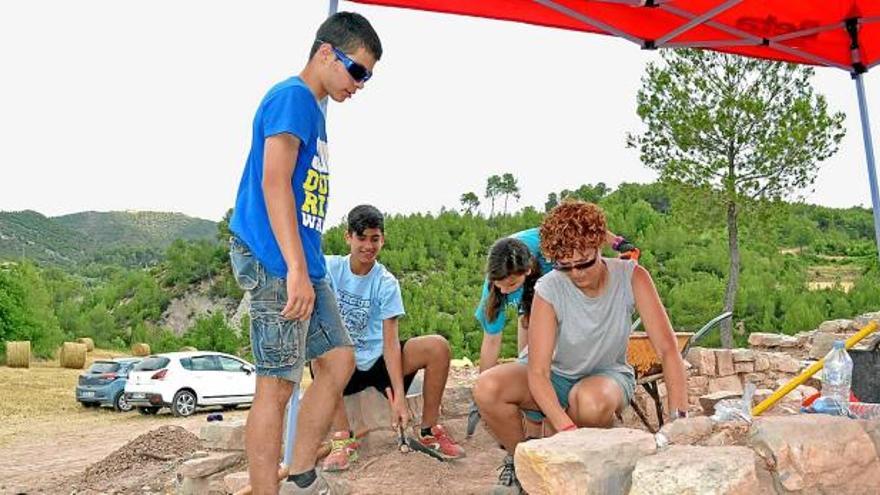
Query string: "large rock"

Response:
xmin=708 ymin=375 xmax=743 ymax=395
xmin=810 ymin=332 xmax=842 ymax=360
xmin=715 ymin=350 xmax=735 ymax=377
xmin=200 ymin=420 xmax=245 ymax=451
xmin=686 ymin=347 xmax=717 ymax=376
xmin=657 ymin=416 xmax=714 ymax=445
xmin=731 ymin=349 xmax=755 ymax=362
xmin=749 ymin=415 xmax=880 ymax=494
xmin=440 ymin=385 xmax=473 ymax=418
xmin=515 ymin=428 xmax=656 ymax=495
xmin=630 ymin=446 xmax=766 ymax=495
xmin=178 ymin=452 xmax=242 ymax=478
xmin=768 ymin=353 xmax=802 ymax=374
xmin=818 ymin=319 xmax=855 ymax=333
xmin=748 ymin=333 xmax=799 ymax=348
xmin=343 ymin=387 xmax=423 ymax=433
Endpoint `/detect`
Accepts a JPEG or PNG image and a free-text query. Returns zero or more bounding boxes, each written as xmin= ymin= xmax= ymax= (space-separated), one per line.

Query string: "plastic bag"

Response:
xmin=710 ymin=382 xmax=756 ymax=424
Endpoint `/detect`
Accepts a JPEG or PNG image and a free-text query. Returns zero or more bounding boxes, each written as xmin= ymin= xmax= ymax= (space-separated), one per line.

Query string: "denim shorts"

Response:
xmin=518 ymin=359 xmax=635 ymax=422
xmin=229 ymin=236 xmax=352 ymax=382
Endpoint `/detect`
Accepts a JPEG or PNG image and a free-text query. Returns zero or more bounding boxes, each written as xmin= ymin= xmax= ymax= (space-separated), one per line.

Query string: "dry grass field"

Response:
xmin=0 ymin=349 xmax=252 ymax=492
xmin=0 ymin=349 xmax=132 ymax=446
xmin=806 ymin=263 xmax=861 ymax=292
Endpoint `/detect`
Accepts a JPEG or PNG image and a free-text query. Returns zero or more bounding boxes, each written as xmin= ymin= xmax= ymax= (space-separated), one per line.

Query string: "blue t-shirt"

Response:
xmin=474 ymin=227 xmax=553 ymax=334
xmin=230 ymin=77 xmax=330 ymax=282
xmin=325 ymin=255 xmax=406 ymax=371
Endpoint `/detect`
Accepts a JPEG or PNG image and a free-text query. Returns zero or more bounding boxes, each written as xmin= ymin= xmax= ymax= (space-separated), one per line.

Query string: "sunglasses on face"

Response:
xmin=553 ymin=256 xmax=599 ymax=272
xmin=318 ymin=39 xmax=372 ymax=83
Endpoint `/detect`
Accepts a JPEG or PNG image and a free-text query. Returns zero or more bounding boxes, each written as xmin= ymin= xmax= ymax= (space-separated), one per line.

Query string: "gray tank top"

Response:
xmin=530 ymin=258 xmax=636 ymax=380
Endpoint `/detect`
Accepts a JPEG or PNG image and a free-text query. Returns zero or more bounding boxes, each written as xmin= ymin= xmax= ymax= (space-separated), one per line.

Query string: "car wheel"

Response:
xmin=138 ymin=406 xmax=160 ymax=415
xmin=222 ymin=404 xmax=237 ymax=411
xmin=114 ymin=391 xmax=133 ymax=412
xmin=172 ymin=390 xmax=197 ymax=417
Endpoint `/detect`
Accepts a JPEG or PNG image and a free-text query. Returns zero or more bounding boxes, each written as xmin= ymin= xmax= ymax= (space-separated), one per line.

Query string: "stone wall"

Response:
xmin=628 ymin=311 xmax=880 ymax=422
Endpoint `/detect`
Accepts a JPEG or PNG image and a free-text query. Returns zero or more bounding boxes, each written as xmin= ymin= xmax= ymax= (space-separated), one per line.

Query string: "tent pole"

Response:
xmin=320 ymin=0 xmax=340 ymax=115
xmin=282 ymin=0 xmax=339 ymax=473
xmin=853 ymin=72 xmax=880 ymax=263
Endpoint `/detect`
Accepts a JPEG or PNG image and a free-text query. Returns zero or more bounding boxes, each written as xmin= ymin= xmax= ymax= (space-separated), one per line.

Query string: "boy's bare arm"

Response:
xmin=382 ymin=318 xmax=406 ymax=401
xmin=262 ymin=133 xmax=315 ymax=321
xmin=382 ymin=317 xmax=410 ymax=427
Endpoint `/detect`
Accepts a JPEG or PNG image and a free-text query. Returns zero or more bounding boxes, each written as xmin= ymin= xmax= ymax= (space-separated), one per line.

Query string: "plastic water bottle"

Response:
xmin=821 ymin=340 xmax=853 ymax=413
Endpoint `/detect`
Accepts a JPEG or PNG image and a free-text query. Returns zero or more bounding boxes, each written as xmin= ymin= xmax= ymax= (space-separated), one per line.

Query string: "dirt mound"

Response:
xmin=81 ymin=425 xmax=202 ymax=483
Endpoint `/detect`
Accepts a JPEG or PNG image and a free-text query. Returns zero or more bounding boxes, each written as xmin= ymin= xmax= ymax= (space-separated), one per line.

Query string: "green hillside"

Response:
xmin=0 ymin=210 xmax=217 ymax=267
xmin=54 ymin=211 xmax=217 ymax=249
xmin=0 ymin=210 xmax=92 ymax=264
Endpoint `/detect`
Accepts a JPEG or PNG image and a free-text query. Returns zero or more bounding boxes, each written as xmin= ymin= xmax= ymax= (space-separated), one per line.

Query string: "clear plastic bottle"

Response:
xmin=821 ymin=340 xmax=853 ymax=414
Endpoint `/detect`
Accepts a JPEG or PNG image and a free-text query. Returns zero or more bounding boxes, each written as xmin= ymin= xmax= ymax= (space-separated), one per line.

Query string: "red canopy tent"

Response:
xmin=279 ymin=0 xmax=880 ymax=467
xmin=341 ymin=0 xmax=880 ymax=259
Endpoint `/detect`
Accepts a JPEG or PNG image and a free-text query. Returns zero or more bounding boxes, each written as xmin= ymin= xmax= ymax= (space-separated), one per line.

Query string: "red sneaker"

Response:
xmin=321 ymin=430 xmax=359 ymax=472
xmin=418 ymin=424 xmax=466 ymax=460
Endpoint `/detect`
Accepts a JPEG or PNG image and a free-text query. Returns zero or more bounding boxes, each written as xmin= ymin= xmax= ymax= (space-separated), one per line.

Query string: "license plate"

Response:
xmin=81 ymin=391 xmax=95 ymax=398
xmin=131 ymin=393 xmax=145 ymax=399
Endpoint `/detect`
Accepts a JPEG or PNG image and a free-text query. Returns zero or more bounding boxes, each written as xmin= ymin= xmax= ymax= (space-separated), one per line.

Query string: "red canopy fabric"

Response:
xmin=349 ymin=0 xmax=880 ymax=72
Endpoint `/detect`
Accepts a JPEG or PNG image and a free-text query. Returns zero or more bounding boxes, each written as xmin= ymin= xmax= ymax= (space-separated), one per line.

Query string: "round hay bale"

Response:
xmin=60 ymin=342 xmax=87 ymax=369
xmin=6 ymin=341 xmax=31 ymax=368
xmin=179 ymin=346 xmax=198 ymax=352
xmin=76 ymin=337 xmax=95 ymax=352
xmin=132 ymin=343 xmax=151 ymax=357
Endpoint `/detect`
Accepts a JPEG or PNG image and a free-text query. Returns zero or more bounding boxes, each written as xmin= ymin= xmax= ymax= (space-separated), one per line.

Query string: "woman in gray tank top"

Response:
xmin=474 ymin=201 xmax=688 ymax=494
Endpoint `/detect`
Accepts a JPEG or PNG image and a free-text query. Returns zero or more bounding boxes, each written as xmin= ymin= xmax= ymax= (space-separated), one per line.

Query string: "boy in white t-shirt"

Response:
xmin=313 ymin=204 xmax=466 ymax=472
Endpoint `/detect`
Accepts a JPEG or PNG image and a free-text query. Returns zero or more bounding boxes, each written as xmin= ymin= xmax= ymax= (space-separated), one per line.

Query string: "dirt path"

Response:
xmin=0 ymin=407 xmax=248 ymax=494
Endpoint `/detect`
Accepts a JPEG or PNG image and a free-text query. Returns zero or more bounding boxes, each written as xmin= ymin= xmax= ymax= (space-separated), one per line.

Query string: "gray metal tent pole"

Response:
xmin=854 ymin=72 xmax=880 ymax=263
xmin=320 ymin=0 xmax=340 ymax=115
xmin=283 ymin=0 xmax=340 ymax=473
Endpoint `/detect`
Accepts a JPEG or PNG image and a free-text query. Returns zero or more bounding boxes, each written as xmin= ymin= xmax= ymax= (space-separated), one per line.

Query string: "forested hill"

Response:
xmin=1 ymin=182 xmax=878 ymax=361
xmin=0 ymin=210 xmax=216 ymax=266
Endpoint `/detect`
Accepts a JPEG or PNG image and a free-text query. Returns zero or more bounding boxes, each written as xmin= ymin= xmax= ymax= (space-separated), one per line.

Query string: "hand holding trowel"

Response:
xmin=385 ymin=387 xmax=445 ymax=461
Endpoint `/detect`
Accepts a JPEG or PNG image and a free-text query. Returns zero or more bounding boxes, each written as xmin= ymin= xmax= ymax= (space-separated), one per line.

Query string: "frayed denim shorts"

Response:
xmin=229 ymin=236 xmax=352 ymax=382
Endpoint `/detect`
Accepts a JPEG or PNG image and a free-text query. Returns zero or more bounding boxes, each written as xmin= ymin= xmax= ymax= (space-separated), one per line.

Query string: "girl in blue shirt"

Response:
xmin=475 ymin=228 xmax=637 ymax=373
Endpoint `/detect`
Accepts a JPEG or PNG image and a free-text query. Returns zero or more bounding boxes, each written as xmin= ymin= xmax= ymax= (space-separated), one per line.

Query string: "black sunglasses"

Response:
xmin=553 ymin=256 xmax=599 ymax=272
xmin=317 ymin=39 xmax=372 ymax=83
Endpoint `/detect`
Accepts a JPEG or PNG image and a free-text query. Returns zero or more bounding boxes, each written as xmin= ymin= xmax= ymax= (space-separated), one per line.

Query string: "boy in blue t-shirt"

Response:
xmin=227 ymin=12 xmax=381 ymax=495
xmin=313 ymin=205 xmax=466 ymax=472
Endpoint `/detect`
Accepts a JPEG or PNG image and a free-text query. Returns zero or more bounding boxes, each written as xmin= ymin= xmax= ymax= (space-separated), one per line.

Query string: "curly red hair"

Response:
xmin=540 ymin=200 xmax=607 ymax=261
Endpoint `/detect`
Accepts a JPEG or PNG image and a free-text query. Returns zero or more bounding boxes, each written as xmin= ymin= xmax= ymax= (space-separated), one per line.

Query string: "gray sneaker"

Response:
xmin=280 ymin=470 xmax=347 ymax=495
xmin=490 ymin=454 xmax=525 ymax=494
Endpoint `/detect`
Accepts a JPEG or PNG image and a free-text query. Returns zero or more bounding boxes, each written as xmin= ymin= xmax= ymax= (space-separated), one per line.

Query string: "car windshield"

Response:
xmin=134 ymin=357 xmax=170 ymax=371
xmin=88 ymin=361 xmax=120 ymax=374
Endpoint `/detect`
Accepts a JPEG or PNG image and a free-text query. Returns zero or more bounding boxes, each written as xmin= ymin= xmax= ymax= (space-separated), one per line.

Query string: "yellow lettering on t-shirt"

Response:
xmin=302 ymin=191 xmax=319 ymax=215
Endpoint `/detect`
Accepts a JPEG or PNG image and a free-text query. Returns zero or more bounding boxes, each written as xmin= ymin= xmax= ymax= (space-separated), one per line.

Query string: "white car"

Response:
xmin=124 ymin=351 xmax=256 ymax=417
